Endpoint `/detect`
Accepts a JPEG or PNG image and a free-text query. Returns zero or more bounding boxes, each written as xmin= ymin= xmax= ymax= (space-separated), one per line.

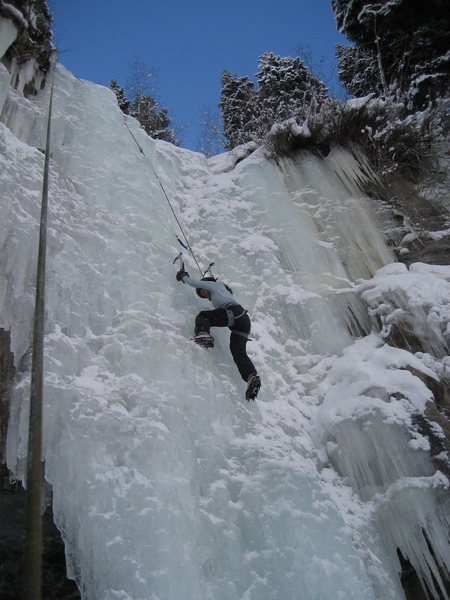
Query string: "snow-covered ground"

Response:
xmin=1 ymin=59 xmax=449 ymax=600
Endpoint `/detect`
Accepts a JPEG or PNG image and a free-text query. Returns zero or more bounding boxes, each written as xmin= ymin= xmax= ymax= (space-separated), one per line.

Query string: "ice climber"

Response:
xmin=176 ymin=264 xmax=261 ymax=400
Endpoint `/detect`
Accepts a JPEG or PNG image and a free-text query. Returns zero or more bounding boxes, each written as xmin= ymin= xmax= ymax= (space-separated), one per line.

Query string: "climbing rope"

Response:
xmin=24 ymin=76 xmax=54 ymax=600
xmin=124 ymin=119 xmax=203 ymax=276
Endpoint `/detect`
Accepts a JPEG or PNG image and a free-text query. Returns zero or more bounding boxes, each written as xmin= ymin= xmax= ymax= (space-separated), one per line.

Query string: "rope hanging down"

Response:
xmin=124 ymin=120 xmax=203 ymax=276
xmin=24 ymin=77 xmax=54 ymax=600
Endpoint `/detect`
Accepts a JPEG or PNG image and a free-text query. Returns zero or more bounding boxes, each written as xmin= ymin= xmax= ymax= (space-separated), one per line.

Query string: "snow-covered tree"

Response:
xmin=131 ymin=92 xmax=177 ymax=144
xmin=218 ymin=54 xmax=328 ymax=150
xmin=111 ymin=58 xmax=178 ymax=145
xmin=332 ymin=0 xmax=450 ymax=108
xmin=219 ymin=70 xmax=258 ymax=149
xmin=335 ymin=43 xmax=381 ymax=98
xmin=152 ymin=106 xmax=177 ymax=144
xmin=255 ymin=52 xmax=328 ymax=128
xmin=109 ymin=79 xmax=131 ymax=114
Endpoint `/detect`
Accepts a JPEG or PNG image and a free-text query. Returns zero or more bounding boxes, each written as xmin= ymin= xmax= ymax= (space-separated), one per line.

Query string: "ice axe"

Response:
xmin=203 ymin=262 xmax=215 ymax=277
xmin=173 ymin=251 xmax=183 ymax=266
xmin=173 ymin=251 xmax=185 ymax=276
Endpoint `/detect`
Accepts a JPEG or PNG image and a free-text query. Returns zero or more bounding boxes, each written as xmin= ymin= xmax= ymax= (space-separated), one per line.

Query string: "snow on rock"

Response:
xmin=208 ymin=141 xmax=258 ymax=174
xmin=1 ymin=63 xmax=449 ymax=599
xmin=268 ymin=117 xmax=311 ymax=140
xmin=0 ymin=16 xmax=17 ymax=61
xmin=0 ymin=3 xmax=27 ymax=29
xmin=357 ymin=262 xmax=450 ymax=356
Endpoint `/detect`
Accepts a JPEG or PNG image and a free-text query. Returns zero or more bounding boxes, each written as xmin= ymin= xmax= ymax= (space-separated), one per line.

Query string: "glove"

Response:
xmin=176 ymin=268 xmax=189 ymax=282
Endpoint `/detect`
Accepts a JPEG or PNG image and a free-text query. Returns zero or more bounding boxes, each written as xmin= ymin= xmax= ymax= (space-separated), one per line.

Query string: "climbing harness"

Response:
xmin=225 ymin=305 xmax=247 ymax=326
xmin=25 ymin=74 xmax=55 ymax=600
xmin=123 ymin=119 xmax=204 ymax=276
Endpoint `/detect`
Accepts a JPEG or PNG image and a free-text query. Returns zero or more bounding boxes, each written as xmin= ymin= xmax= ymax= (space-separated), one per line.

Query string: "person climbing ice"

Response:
xmin=176 ymin=262 xmax=261 ymax=401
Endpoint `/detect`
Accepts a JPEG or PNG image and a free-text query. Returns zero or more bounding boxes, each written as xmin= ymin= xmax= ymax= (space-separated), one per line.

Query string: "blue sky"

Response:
xmin=48 ymin=0 xmax=347 ymax=151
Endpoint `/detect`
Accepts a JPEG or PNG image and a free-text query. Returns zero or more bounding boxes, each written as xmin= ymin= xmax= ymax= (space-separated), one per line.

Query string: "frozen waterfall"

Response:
xmin=1 ymin=62 xmax=449 ymax=600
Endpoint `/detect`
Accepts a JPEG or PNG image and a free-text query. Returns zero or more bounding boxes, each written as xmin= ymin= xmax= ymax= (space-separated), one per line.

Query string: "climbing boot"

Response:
xmin=246 ymin=373 xmax=261 ymax=401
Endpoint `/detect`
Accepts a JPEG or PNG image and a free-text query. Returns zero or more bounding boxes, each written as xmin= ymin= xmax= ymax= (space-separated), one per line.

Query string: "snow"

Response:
xmin=268 ymin=117 xmax=311 ymax=140
xmin=346 ymin=94 xmax=375 ymax=109
xmin=0 ymin=4 xmax=27 ymax=29
xmin=1 ymin=63 xmax=449 ymax=599
xmin=356 ymin=262 xmax=450 ymax=356
xmin=208 ymin=141 xmax=258 ymax=174
xmin=0 ymin=16 xmax=17 ymax=61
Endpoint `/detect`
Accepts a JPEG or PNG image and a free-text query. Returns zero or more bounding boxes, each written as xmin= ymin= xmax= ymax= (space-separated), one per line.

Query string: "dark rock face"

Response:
xmin=0 ymin=329 xmax=80 ymax=599
xmin=373 ymin=183 xmax=450 ymax=484
xmin=400 ymin=237 xmax=450 ymax=267
xmin=0 ymin=467 xmax=81 ymax=600
xmin=410 ymin=368 xmax=450 ymax=482
xmin=0 ymin=329 xmax=15 ymax=461
xmin=372 ymin=177 xmax=450 ymax=267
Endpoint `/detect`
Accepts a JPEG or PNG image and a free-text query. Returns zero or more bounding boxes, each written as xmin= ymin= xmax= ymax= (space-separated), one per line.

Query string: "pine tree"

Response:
xmin=153 ymin=106 xmax=176 ymax=144
xmin=109 ymin=79 xmax=131 ymax=114
xmin=219 ymin=70 xmax=258 ymax=149
xmin=218 ymin=55 xmax=328 ymax=150
xmin=132 ymin=93 xmax=157 ymax=135
xmin=332 ymin=0 xmax=450 ymax=108
xmin=255 ymin=52 xmax=328 ymax=129
xmin=123 ymin=58 xmax=178 ymax=144
xmin=109 ymin=58 xmax=178 ymax=145
xmin=335 ymin=44 xmax=381 ymax=98
xmin=131 ymin=92 xmax=177 ymax=144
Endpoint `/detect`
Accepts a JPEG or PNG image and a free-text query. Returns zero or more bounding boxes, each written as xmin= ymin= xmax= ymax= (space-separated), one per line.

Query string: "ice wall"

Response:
xmin=0 ymin=18 xmax=18 ymax=62
xmin=0 ymin=64 xmax=449 ymax=599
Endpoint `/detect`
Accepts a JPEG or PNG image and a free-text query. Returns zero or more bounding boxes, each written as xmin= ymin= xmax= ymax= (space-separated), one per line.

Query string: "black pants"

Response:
xmin=195 ymin=305 xmax=256 ymax=382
